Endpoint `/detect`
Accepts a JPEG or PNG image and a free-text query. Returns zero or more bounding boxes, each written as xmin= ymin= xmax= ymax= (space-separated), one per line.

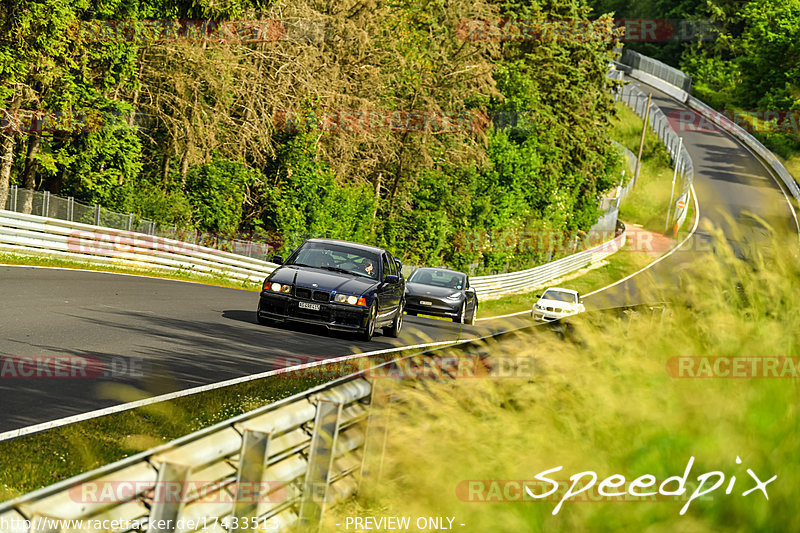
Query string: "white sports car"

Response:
xmin=531 ymin=287 xmax=586 ymax=322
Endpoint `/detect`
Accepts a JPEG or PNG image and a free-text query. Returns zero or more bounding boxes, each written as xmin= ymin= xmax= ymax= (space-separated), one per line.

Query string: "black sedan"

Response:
xmin=256 ymin=239 xmax=405 ymax=341
xmin=404 ymin=267 xmax=478 ymax=325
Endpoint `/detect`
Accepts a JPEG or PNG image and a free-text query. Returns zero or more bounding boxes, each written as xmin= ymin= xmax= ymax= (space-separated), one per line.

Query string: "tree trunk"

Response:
xmin=161 ymin=150 xmax=171 ymax=183
xmin=20 ymin=134 xmax=41 ymax=214
xmin=0 ymin=96 xmax=21 ymax=210
xmin=0 ymin=131 xmax=15 ymax=210
xmin=372 ymin=172 xmax=381 ymax=219
xmin=180 ymin=148 xmax=189 ymax=183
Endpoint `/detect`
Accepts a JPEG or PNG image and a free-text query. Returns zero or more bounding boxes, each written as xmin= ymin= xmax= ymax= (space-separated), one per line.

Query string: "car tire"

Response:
xmin=383 ymin=300 xmax=404 ymax=337
xmin=453 ymin=302 xmax=466 ymax=323
xmin=468 ymin=305 xmax=477 ymax=326
xmin=361 ymin=302 xmax=378 ymax=341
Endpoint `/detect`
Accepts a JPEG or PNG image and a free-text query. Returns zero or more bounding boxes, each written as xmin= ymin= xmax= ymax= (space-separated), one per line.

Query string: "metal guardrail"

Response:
xmin=619 ymin=50 xmax=799 ymax=225
xmin=469 ymin=230 xmax=626 ymax=300
xmin=0 ymin=207 xmax=631 ymax=299
xmin=0 ymin=377 xmax=372 ymax=533
xmin=0 ymin=210 xmax=278 ymax=283
xmin=610 ymin=67 xmax=695 ymax=232
xmin=685 ymin=96 xmax=800 ymax=204
xmin=2 ymin=186 xmax=272 ymax=261
xmin=621 ymin=50 xmax=692 ymax=93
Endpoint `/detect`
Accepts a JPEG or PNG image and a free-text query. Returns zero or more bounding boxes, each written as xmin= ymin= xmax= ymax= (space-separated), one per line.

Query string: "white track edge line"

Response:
xmin=478 ymin=183 xmax=701 ymax=319
xmin=0 ymin=339 xmax=463 ymax=442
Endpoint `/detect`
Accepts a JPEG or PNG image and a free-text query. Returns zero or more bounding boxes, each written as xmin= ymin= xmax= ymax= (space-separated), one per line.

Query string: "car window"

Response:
xmin=409 ymin=269 xmax=466 ymax=290
xmin=542 ymin=290 xmax=577 ymax=303
xmin=287 ymin=242 xmax=379 ymax=279
xmin=386 ymin=253 xmax=398 ymax=276
xmin=382 ymin=255 xmax=392 ymax=280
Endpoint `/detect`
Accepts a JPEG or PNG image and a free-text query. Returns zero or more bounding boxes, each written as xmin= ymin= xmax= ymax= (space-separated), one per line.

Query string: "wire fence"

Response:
xmin=621 ymin=49 xmax=693 ymax=93
xmin=2 ymin=187 xmax=272 ymax=261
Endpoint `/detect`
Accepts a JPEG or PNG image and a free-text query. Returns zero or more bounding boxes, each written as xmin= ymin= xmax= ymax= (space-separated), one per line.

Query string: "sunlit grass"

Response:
xmin=0 ymin=375 xmax=325 ymax=501
xmin=332 ymin=224 xmax=800 ymax=532
xmin=0 ymin=252 xmax=262 ymax=292
xmin=783 ymin=154 xmax=800 ymax=183
xmin=611 ymin=105 xmax=679 ymax=233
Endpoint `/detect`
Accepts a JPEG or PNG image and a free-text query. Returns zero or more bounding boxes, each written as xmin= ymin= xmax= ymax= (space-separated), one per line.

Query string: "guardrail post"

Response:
xmin=67 ymin=197 xmax=74 ymax=221
xmin=10 ymin=185 xmax=17 ymax=211
xmin=42 ymin=190 xmax=50 ymax=217
xmin=148 ymin=461 xmax=191 ymax=533
xmin=298 ymin=398 xmax=343 ymax=529
xmin=358 ymin=379 xmax=393 ymax=491
xmin=93 ymin=204 xmax=100 ymax=226
xmin=231 ymin=429 xmax=271 ymax=532
xmin=126 ymin=213 xmax=134 ymax=231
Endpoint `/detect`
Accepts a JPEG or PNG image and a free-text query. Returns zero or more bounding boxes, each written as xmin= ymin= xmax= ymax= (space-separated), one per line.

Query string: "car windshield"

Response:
xmin=409 ymin=269 xmax=466 ymax=290
xmin=541 ymin=290 xmax=577 ymax=303
xmin=287 ymin=243 xmax=380 ymax=279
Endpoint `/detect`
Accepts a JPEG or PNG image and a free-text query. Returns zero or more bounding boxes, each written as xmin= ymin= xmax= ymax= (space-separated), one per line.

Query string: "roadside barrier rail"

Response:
xmin=0 ymin=210 xmax=278 ymax=283
xmin=0 ymin=377 xmax=373 ymax=533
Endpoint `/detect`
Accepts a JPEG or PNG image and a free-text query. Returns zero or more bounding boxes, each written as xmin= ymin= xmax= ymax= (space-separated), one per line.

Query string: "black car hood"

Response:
xmin=406 ymin=282 xmax=461 ymax=299
xmin=269 ymin=266 xmax=378 ymax=295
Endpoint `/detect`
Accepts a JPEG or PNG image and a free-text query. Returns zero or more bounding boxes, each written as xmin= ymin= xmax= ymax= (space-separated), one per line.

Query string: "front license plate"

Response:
xmin=420 ymin=300 xmax=433 ymax=306
xmin=298 ymin=302 xmax=321 ymax=311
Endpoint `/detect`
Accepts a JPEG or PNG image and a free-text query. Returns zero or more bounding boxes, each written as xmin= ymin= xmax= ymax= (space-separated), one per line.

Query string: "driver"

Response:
xmin=363 ymin=260 xmax=375 ymax=277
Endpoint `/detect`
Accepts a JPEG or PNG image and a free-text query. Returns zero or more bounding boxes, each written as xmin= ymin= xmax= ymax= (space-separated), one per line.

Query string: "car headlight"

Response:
xmin=534 ymin=304 xmax=542 ymax=310
xmin=265 ymin=281 xmax=292 ymax=293
xmin=445 ymin=293 xmax=462 ymax=301
xmin=334 ymin=294 xmax=367 ymax=306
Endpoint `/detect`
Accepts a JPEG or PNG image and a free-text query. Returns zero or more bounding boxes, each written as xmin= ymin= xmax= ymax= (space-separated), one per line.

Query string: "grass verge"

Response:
xmin=0 ymin=342 xmax=447 ymax=503
xmin=0 ymin=252 xmax=262 ymax=292
xmin=332 ymin=228 xmax=800 ymax=532
xmin=611 ymin=104 xmax=681 ymax=234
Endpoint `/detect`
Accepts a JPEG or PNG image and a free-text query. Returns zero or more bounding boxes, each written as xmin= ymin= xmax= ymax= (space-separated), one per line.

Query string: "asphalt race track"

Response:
xmin=0 ymin=76 xmax=797 ymax=434
xmin=0 ymin=267 xmax=517 ymax=433
xmin=585 ymin=77 xmax=799 ymax=308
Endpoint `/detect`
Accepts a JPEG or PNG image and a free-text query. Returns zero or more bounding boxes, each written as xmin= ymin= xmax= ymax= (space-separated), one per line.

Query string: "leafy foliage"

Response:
xmin=1 ymin=0 xmax=624 ymax=273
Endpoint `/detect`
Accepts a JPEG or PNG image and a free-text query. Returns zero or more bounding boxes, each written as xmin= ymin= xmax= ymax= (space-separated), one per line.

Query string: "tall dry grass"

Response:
xmin=325 ymin=224 xmax=800 ymax=532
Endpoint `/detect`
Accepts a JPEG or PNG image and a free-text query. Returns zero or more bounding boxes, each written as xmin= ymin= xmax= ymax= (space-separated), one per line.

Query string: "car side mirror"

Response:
xmin=272 ymin=255 xmax=284 ymax=265
xmin=383 ymin=274 xmax=400 ymax=285
xmin=395 ymin=258 xmax=403 ymax=270
xmin=535 ymin=294 xmax=542 ymax=298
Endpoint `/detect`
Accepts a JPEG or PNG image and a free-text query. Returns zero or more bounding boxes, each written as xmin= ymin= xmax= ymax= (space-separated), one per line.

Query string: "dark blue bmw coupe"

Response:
xmin=256 ymin=239 xmax=405 ymax=341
